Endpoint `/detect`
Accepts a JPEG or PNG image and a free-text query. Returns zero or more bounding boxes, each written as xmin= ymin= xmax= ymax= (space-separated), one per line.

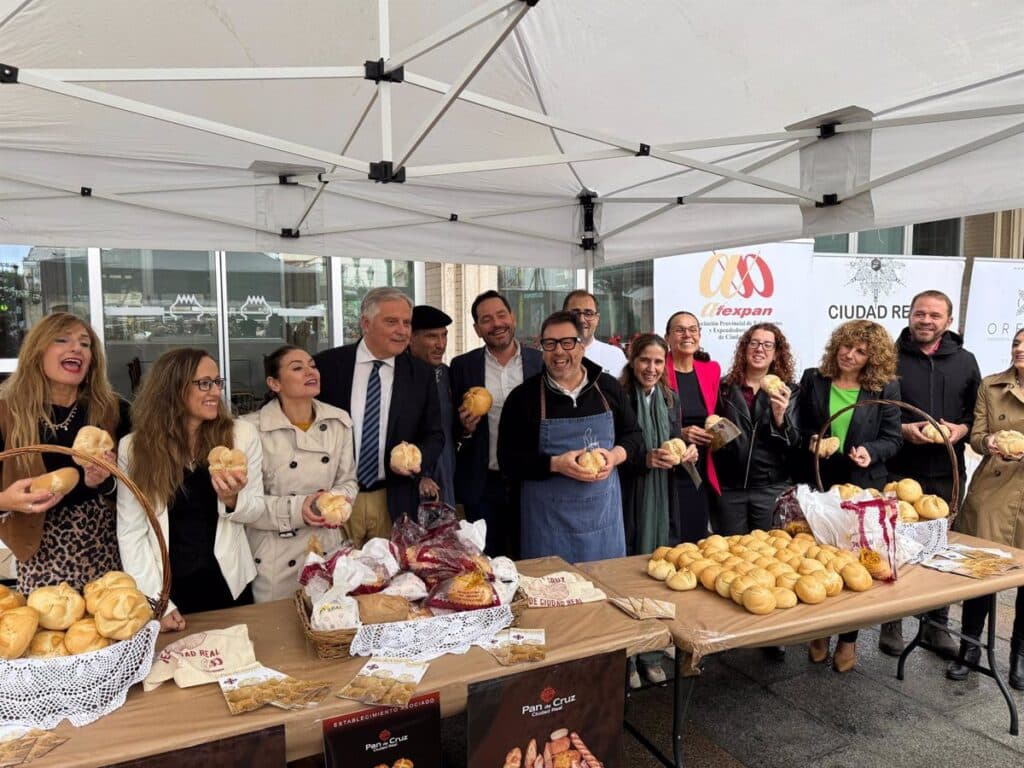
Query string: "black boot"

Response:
xmin=946 ymin=638 xmax=981 ymax=681
xmin=1010 ymin=639 xmax=1024 ymax=691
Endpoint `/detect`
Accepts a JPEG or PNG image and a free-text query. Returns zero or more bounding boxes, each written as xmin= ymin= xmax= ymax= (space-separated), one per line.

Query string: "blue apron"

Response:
xmin=521 ymin=377 xmax=626 ymax=563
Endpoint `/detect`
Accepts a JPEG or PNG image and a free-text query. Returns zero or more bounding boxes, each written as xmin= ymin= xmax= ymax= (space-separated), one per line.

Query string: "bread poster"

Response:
xmin=322 ymin=692 xmax=440 ymax=768
xmin=467 ymin=651 xmax=625 ymax=768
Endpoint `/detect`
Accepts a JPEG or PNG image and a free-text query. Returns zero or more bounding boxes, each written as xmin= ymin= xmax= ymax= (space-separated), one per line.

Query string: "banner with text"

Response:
xmin=809 ymin=254 xmax=965 ymax=364
xmin=653 ymin=242 xmax=814 ymax=372
xmin=323 ymin=692 xmax=440 ymax=768
xmin=963 ymin=258 xmax=1024 ymax=377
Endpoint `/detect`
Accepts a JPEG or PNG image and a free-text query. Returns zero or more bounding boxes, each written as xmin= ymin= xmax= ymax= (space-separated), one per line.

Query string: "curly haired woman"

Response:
xmin=796 ymin=320 xmax=902 ymax=672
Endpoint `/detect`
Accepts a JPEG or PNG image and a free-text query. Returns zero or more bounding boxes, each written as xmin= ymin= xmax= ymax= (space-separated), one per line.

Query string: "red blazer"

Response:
xmin=665 ymin=353 xmax=722 ymax=494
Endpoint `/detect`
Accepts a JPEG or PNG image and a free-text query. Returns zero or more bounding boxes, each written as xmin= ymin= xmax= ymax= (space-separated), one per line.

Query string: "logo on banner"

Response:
xmin=846 ymin=257 xmax=905 ymax=304
xmin=699 ymin=252 xmax=774 ymax=299
xmin=523 ymin=685 xmax=577 ymax=717
xmin=364 ymin=727 xmax=408 ymax=754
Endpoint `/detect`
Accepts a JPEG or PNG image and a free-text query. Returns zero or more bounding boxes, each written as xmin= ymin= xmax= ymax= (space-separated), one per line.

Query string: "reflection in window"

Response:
xmin=813 ymin=234 xmax=850 ymax=253
xmin=913 ymin=219 xmax=961 ymax=256
xmin=498 ymin=267 xmax=576 ymax=344
xmin=0 ymin=246 xmax=89 ymax=359
xmin=857 ymin=227 xmax=904 ymax=255
xmin=101 ymin=249 xmax=219 ymax=399
xmin=339 ymin=258 xmax=413 ymax=345
xmin=225 ymin=252 xmax=330 ymax=412
xmin=594 ymin=261 xmax=654 ymax=347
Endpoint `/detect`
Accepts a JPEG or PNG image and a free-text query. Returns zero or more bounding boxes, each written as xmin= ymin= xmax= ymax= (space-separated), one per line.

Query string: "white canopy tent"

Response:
xmin=1 ymin=0 xmax=1023 ymax=269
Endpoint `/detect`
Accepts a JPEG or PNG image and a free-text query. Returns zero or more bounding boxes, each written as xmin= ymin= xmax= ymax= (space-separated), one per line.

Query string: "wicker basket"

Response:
xmin=296 ymin=587 xmax=528 ymax=660
xmin=0 ymin=443 xmax=169 ymax=728
xmin=812 ymin=398 xmax=960 ymax=522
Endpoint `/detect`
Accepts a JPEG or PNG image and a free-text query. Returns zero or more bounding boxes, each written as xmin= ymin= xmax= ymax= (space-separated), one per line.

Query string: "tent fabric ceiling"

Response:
xmin=1 ymin=0 xmax=1023 ymax=267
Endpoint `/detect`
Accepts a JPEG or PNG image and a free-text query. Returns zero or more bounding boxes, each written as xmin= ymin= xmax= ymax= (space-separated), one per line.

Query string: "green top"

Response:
xmin=829 ymin=384 xmax=860 ymax=451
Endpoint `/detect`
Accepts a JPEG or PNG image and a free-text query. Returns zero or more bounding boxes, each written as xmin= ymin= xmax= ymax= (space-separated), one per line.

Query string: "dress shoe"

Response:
xmin=922 ymin=622 xmax=959 ymax=660
xmin=1010 ymin=639 xmax=1024 ymax=691
xmin=808 ymin=638 xmax=829 ymax=663
xmin=833 ymin=641 xmax=857 ymax=673
xmin=878 ymin=620 xmax=905 ymax=656
xmin=946 ymin=639 xmax=981 ymax=681
xmin=640 ymin=660 xmax=667 ymax=684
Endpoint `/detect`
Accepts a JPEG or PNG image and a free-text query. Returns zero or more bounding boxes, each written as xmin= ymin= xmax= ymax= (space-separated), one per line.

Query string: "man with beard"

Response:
xmin=315 ymin=288 xmax=444 ymax=545
xmin=450 ymin=290 xmax=543 ymax=557
xmin=880 ymin=289 xmax=981 ymax=658
xmin=563 ymin=290 xmax=627 ymax=377
xmin=408 ymin=305 xmax=455 ymax=507
xmin=499 ymin=310 xmax=643 ymax=562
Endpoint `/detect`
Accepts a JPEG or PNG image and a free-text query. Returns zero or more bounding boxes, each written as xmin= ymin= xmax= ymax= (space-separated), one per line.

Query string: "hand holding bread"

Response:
xmin=207 ymin=445 xmax=248 ymax=507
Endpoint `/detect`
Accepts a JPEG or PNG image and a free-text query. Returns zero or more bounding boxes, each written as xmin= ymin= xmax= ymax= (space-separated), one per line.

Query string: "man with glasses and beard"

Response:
xmin=563 ymin=290 xmax=628 ymax=377
xmin=450 ymin=290 xmax=542 ymax=557
xmin=498 ymin=310 xmax=643 ymax=563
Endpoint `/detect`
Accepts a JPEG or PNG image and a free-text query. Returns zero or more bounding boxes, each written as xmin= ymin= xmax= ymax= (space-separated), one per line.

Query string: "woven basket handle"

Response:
xmin=0 ymin=444 xmax=170 ymax=616
xmin=813 ymin=398 xmax=960 ymax=521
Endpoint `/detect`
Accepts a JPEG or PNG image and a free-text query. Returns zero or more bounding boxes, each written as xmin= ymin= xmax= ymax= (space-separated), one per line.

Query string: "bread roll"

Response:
xmin=0 ymin=585 xmax=26 ymax=612
xmin=576 ymin=449 xmax=607 ymax=475
xmin=840 ymin=562 xmax=873 ymax=591
xmin=207 ymin=445 xmax=247 ymax=474
xmin=748 ymin=568 xmax=775 ymax=590
xmin=742 ymin=586 xmax=777 ymax=614
xmin=818 ymin=569 xmax=844 ymax=597
xmin=661 ymin=437 xmax=688 ymax=465
xmin=714 ymin=570 xmax=739 ymax=598
xmin=83 ymin=571 xmax=138 ymax=614
xmin=798 ymin=558 xmax=825 ymax=575
xmin=461 ymin=386 xmax=493 ymax=417
xmin=29 ymin=467 xmax=80 ymax=495
xmin=921 ymin=422 xmax=951 ymax=444
xmin=71 ymin=425 xmax=114 ymax=467
xmin=316 ymin=492 xmax=353 ymax=526
xmin=704 ymin=415 xmax=722 ymax=429
xmin=27 ymin=582 xmax=86 ymax=630
xmin=389 ymin=441 xmax=422 ymax=474
xmin=898 ymin=500 xmax=918 ymax=523
xmin=666 ymin=569 xmax=698 ymax=591
xmin=729 ymin=575 xmax=757 ymax=605
xmin=761 ymin=374 xmax=784 ymax=395
xmin=687 ymin=559 xmax=717 ymax=577
xmin=815 ymin=436 xmax=840 ymax=458
xmin=794 ymin=575 xmax=827 ymax=604
xmin=0 ymin=606 xmax=39 ymax=659
xmin=355 ymin=594 xmax=411 ymax=624
xmin=995 ymin=429 xmax=1024 ymax=456
xmin=784 ymin=520 xmax=813 ymax=537
xmin=772 ymin=587 xmax=798 ymax=609
xmin=914 ymin=494 xmax=949 ymax=520
xmin=651 ymin=546 xmax=672 ymax=561
xmin=707 ymin=550 xmax=731 ymax=563
xmin=64 ymin=618 xmax=114 ymax=654
xmin=701 ymin=534 xmax=728 ymax=552
xmin=776 ymin=572 xmax=800 ymax=590
xmin=647 ymin=559 xmax=676 ymax=581
xmin=699 ymin=564 xmax=725 ymax=591
xmin=895 ymin=478 xmax=923 ymax=503
xmin=859 ymin=548 xmax=892 ymax=580
xmin=831 ymin=483 xmax=861 ymax=501
xmin=27 ymin=630 xmax=69 ymax=658
xmin=93 ymin=588 xmax=153 ymax=640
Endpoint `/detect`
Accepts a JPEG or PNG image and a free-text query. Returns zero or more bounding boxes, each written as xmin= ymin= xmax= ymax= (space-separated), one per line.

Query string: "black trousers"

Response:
xmin=716 ymin=483 xmax=788 ymax=536
xmin=960 ymin=588 xmax=1024 ymax=641
xmin=463 ymin=470 xmax=520 ymax=559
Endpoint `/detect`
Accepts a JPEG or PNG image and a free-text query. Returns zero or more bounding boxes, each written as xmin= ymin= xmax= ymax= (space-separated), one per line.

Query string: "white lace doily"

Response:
xmin=897 ymin=519 xmax=948 ymax=564
xmin=0 ymin=620 xmax=159 ymax=729
xmin=349 ymin=605 xmax=513 ymax=661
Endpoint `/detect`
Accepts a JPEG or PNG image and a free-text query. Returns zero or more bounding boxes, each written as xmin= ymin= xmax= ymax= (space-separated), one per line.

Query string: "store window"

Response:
xmin=913 ymin=218 xmax=961 ymax=256
xmin=813 ymin=234 xmax=849 ymax=253
xmin=225 ymin=252 xmax=331 ymax=413
xmin=0 ymin=245 xmax=89 ymax=360
xmin=101 ymin=249 xmax=219 ymax=400
xmin=339 ymin=258 xmax=414 ymax=345
xmin=857 ymin=226 xmax=904 ymax=255
xmin=498 ymin=267 xmax=576 ymax=344
xmin=593 ymin=261 xmax=654 ymax=347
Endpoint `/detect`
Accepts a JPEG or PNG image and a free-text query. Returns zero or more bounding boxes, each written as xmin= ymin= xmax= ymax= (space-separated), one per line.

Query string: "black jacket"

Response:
xmin=714 ymin=381 xmax=800 ymax=490
xmin=314 ymin=341 xmax=444 ymax=520
xmin=498 ymin=358 xmax=644 ymax=483
xmin=887 ymin=328 xmax=981 ymax=480
xmin=794 ymin=369 xmax=903 ymax=490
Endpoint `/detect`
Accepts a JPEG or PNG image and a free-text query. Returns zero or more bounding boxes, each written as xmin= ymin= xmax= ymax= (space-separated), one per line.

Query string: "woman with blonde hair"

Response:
xmin=0 ymin=313 xmax=128 ymax=592
xmin=797 ymin=319 xmax=902 ymax=672
xmin=118 ymin=348 xmax=262 ymax=632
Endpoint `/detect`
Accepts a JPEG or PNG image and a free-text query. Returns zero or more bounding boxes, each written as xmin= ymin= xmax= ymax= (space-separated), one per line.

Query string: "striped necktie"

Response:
xmin=357 ymin=359 xmax=384 ymax=488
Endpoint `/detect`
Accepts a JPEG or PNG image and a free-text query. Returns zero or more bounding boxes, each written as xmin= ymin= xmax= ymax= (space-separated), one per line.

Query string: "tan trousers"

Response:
xmin=342 ymin=489 xmax=392 ymax=547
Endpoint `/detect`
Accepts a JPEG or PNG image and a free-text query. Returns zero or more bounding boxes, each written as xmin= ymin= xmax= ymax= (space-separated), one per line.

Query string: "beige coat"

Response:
xmin=242 ymin=398 xmax=358 ymax=602
xmin=958 ymin=369 xmax=1024 ymax=548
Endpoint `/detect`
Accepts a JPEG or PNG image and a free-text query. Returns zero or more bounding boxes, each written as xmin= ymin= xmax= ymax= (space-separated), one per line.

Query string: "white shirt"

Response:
xmin=350 ymin=338 xmax=395 ymax=484
xmin=584 ymin=338 xmax=628 ymax=377
xmin=484 ymin=340 xmax=525 ymax=471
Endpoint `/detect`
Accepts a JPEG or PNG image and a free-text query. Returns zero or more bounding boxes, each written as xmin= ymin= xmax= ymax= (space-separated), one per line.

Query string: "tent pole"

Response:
xmin=0 ymin=0 xmax=32 ymax=32
xmin=603 ymin=196 xmax=801 ymax=205
xmin=379 ymin=0 xmax=393 ymax=163
xmin=29 ymin=66 xmax=365 ymax=82
xmin=406 ymin=148 xmax=630 ymax=177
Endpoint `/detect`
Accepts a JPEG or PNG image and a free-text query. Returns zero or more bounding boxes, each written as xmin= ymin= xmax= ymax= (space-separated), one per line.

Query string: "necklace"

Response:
xmin=45 ymin=402 xmax=79 ymax=433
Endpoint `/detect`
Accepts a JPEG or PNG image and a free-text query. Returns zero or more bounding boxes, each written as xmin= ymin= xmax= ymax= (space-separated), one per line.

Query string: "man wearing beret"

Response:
xmin=409 ymin=305 xmax=456 ymax=507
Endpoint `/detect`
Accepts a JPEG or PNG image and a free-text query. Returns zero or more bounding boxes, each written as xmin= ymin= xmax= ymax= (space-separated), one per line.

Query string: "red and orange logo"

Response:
xmin=699 ymin=252 xmax=774 ymax=299
xmin=540 ymin=686 xmax=557 ymax=704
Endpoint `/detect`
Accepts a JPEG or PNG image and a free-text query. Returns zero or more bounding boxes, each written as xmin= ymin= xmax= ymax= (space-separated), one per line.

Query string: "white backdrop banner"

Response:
xmin=808 ymin=254 xmax=966 ymax=366
xmin=653 ymin=242 xmax=814 ymax=373
xmin=963 ymin=258 xmax=1024 ymax=377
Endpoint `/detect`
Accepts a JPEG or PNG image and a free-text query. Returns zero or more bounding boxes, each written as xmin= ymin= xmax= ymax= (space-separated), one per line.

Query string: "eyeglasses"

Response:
xmin=540 ymin=336 xmax=582 ymax=351
xmin=747 ymin=340 xmax=776 ymax=351
xmin=669 ymin=326 xmax=700 ymax=337
xmin=568 ymin=309 xmax=598 ymax=319
xmin=192 ymin=377 xmax=226 ymax=392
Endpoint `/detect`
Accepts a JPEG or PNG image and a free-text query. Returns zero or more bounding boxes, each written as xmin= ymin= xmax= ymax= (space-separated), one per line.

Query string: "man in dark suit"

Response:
xmin=408 ymin=305 xmax=455 ymax=507
xmin=450 ymin=290 xmax=543 ymax=557
xmin=315 ymin=287 xmax=444 ymax=546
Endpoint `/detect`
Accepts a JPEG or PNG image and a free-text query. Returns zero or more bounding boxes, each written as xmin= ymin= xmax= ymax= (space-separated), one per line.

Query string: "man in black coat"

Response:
xmin=314 ymin=287 xmax=444 ymax=546
xmin=882 ymin=289 xmax=982 ymax=658
xmin=450 ymin=290 xmax=543 ymax=557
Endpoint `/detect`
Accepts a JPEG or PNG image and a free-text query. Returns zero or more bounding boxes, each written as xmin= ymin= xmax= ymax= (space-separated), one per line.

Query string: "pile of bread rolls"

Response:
xmin=646 ymin=529 xmax=874 ymax=615
xmin=0 ymin=571 xmax=153 ymax=660
xmin=880 ymin=478 xmax=949 ymax=522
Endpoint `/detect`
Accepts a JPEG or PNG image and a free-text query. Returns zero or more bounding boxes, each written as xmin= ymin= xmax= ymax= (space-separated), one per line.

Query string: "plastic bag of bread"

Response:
xmin=846 ymin=496 xmax=899 ymax=581
xmin=703 ymin=414 xmax=740 ymax=451
xmin=310 ymin=579 xmax=361 ymax=631
xmin=381 ymin=571 xmax=429 ymax=601
xmin=354 ymin=593 xmax=411 ymax=624
xmin=426 ymin=571 xmax=500 ymax=612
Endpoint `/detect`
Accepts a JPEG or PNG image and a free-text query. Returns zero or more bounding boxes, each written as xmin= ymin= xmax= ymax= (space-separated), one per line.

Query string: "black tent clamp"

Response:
xmin=0 ymin=64 xmax=17 ymax=83
xmin=579 ymin=189 xmax=597 ymax=250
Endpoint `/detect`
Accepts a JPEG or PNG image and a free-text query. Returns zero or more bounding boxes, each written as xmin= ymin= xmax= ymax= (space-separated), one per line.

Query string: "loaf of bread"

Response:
xmin=0 ymin=584 xmax=26 ymax=612
xmin=660 ymin=437 xmax=688 ymax=465
xmin=461 ymin=386 xmax=493 ymax=417
xmin=29 ymin=467 xmax=79 ymax=495
xmin=354 ymin=594 xmax=411 ymax=624
xmin=83 ymin=571 xmax=138 ymax=614
xmin=26 ymin=630 xmax=69 ymax=658
xmin=71 ymin=425 xmax=114 ymax=466
xmin=27 ymin=582 xmax=86 ymax=630
xmin=389 ymin=442 xmax=422 ymax=474
xmin=761 ymin=374 xmax=784 ymax=395
xmin=576 ymin=449 xmax=607 ymax=475
xmin=207 ymin=446 xmax=246 ymax=474
xmin=0 ymin=606 xmax=39 ymax=659
xmin=63 ymin=618 xmax=114 ymax=654
xmin=316 ymin=492 xmax=353 ymax=526
xmin=994 ymin=429 xmax=1024 ymax=456
xmin=93 ymin=588 xmax=153 ymax=640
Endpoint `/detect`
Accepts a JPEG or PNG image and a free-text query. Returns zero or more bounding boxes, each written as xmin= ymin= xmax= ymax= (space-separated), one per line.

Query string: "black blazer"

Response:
xmin=449 ymin=343 xmax=544 ymax=505
xmin=795 ymin=368 xmax=902 ymax=490
xmin=314 ymin=342 xmax=444 ymax=521
xmin=715 ymin=381 xmax=800 ymax=490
